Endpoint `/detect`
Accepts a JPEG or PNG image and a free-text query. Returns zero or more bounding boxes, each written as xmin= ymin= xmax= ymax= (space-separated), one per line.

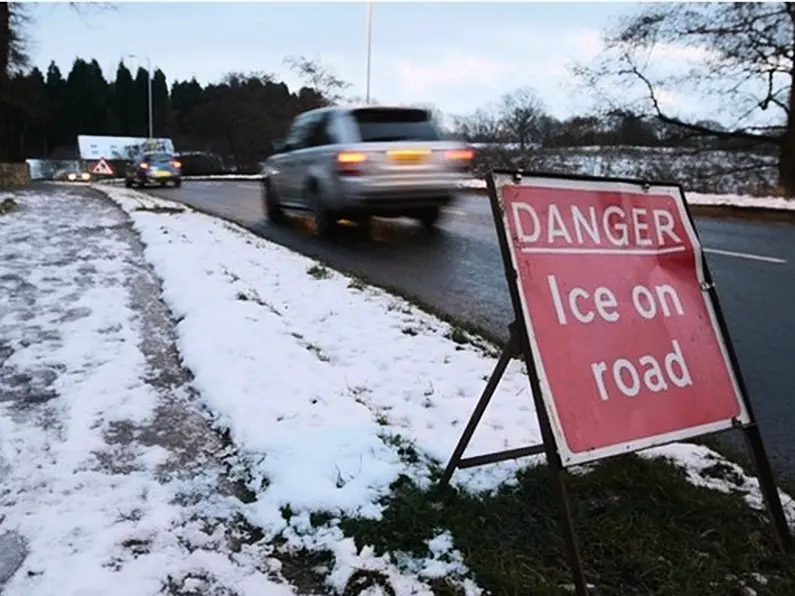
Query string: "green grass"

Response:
xmin=337 ymin=453 xmax=795 ymax=596
xmin=307 ymin=264 xmax=332 ymax=280
xmin=0 ymin=197 xmax=19 ymax=214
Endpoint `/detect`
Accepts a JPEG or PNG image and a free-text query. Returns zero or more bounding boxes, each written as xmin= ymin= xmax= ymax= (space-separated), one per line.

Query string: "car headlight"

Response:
xmin=68 ymin=173 xmax=76 ymax=181
xmin=81 ymin=173 xmax=90 ymax=180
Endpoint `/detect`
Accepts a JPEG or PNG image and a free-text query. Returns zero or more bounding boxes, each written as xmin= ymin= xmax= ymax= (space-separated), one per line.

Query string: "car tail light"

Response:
xmin=443 ymin=148 xmax=474 ymax=172
xmin=171 ymin=160 xmax=181 ymax=169
xmin=336 ymin=151 xmax=368 ymax=176
xmin=443 ymin=149 xmax=474 ymax=161
xmin=140 ymin=162 xmax=149 ymax=169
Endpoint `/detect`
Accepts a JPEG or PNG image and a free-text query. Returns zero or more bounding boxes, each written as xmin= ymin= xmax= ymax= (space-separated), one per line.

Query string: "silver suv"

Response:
xmin=260 ymin=105 xmax=474 ymax=236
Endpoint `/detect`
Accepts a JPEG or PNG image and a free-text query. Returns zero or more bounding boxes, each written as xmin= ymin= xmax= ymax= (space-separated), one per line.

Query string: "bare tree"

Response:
xmin=499 ymin=86 xmax=546 ymax=151
xmin=411 ymin=101 xmax=445 ymax=128
xmin=283 ymin=55 xmax=351 ymax=106
xmin=451 ymin=104 xmax=504 ymax=143
xmin=575 ymin=2 xmax=795 ymax=194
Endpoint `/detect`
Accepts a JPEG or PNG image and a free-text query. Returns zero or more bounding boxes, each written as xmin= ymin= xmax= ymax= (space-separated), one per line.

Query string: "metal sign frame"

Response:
xmin=439 ymin=168 xmax=792 ymax=596
xmin=490 ymin=171 xmax=751 ymax=467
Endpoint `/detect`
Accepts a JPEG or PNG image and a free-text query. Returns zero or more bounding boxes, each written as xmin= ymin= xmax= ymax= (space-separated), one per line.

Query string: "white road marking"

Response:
xmin=704 ymin=247 xmax=787 ymax=264
xmin=444 ymin=208 xmax=467 ymax=217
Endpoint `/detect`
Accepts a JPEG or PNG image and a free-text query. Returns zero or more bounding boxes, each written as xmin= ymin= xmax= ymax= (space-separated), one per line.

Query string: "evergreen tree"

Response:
xmin=112 ymin=61 xmax=135 ymax=135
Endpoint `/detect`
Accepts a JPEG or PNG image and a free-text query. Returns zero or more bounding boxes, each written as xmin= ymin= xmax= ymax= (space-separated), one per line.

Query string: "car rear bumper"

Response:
xmin=334 ymin=173 xmax=468 ymax=214
xmin=139 ymin=172 xmax=181 ymax=182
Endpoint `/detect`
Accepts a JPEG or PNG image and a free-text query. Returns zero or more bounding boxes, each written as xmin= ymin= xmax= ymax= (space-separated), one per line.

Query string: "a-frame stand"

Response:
xmin=439 ymin=322 xmax=545 ymax=486
xmin=439 ymin=169 xmax=793 ymax=596
xmin=439 ymin=321 xmax=591 ymax=596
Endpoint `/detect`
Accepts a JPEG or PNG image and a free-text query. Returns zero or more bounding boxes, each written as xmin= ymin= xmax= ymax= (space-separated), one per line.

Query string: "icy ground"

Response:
xmin=0 ymin=187 xmax=294 ymax=595
xmin=2 ymin=184 xmax=794 ymax=595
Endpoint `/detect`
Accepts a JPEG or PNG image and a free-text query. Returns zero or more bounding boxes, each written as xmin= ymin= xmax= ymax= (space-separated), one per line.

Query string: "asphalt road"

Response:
xmin=147 ymin=180 xmax=795 ymax=481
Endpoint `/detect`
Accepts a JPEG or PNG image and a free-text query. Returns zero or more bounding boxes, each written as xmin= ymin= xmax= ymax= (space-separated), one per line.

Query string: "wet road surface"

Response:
xmin=146 ymin=180 xmax=795 ymax=481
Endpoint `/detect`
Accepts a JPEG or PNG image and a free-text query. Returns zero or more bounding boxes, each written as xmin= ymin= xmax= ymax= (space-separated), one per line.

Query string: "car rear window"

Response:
xmin=351 ymin=108 xmax=440 ymax=143
xmin=146 ymin=153 xmax=173 ymax=163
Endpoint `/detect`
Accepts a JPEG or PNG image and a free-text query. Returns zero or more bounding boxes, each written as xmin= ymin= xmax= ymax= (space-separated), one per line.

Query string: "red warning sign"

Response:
xmin=91 ymin=158 xmax=114 ymax=176
xmin=495 ymin=175 xmax=750 ymax=466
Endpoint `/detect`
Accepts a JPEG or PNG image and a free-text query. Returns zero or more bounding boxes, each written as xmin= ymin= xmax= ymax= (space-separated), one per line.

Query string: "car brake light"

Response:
xmin=443 ymin=149 xmax=474 ymax=161
xmin=337 ymin=152 xmax=367 ymax=164
xmin=337 ymin=151 xmax=368 ymax=176
xmin=171 ymin=160 xmax=181 ymax=168
xmin=140 ymin=162 xmax=149 ymax=169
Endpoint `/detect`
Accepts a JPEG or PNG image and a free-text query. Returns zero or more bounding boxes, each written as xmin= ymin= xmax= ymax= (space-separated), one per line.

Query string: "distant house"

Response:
xmin=77 ymin=135 xmax=176 ymax=177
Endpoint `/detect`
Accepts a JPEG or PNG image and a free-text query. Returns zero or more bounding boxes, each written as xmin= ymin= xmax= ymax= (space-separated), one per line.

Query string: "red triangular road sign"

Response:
xmin=91 ymin=158 xmax=114 ymax=175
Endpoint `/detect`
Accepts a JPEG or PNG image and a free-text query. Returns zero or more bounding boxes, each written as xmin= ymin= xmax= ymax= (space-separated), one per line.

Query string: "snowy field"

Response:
xmin=1 ymin=184 xmax=794 ymax=595
xmin=457 ymin=178 xmax=795 ymax=212
xmin=468 ymin=145 xmax=780 ymax=196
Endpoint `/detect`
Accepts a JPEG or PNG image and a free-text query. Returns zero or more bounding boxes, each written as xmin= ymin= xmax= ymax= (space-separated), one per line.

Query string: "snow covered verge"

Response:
xmin=0 ymin=187 xmax=299 ymax=595
xmin=97 ymin=185 xmax=795 ymax=592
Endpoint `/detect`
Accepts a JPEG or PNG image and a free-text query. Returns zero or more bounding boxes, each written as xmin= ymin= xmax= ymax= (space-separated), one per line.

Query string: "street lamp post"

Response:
xmin=365 ymin=1 xmax=372 ymax=104
xmin=128 ymin=54 xmax=154 ymax=140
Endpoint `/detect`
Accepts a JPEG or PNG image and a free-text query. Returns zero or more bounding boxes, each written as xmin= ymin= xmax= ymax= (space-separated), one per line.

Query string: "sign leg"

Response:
xmin=439 ymin=326 xmax=518 ymax=488
xmin=742 ymin=423 xmax=793 ymax=553
xmin=547 ymin=456 xmax=590 ymax=595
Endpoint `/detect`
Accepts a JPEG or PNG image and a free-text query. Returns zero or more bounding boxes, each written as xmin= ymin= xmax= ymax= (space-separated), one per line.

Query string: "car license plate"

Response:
xmin=154 ymin=170 xmax=170 ymax=178
xmin=387 ymin=149 xmax=430 ymax=164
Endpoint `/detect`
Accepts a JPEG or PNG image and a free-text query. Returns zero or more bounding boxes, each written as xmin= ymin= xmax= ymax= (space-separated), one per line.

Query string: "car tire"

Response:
xmin=352 ymin=215 xmax=373 ymax=235
xmin=417 ymin=206 xmax=441 ymax=230
xmin=262 ymin=180 xmax=285 ymax=225
xmin=173 ymin=178 xmax=182 ymax=188
xmin=137 ymin=179 xmax=146 ymax=189
xmin=308 ymin=185 xmax=336 ymax=239
xmin=124 ymin=178 xmax=133 ymax=188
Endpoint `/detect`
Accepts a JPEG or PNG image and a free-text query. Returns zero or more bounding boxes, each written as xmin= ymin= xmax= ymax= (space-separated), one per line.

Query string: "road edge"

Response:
xmin=90 ymin=182 xmax=507 ymax=348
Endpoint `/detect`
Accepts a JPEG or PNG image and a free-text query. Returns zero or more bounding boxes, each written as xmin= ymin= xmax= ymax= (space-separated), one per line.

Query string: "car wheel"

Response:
xmin=159 ymin=181 xmax=168 ymax=187
xmin=262 ymin=180 xmax=285 ymax=224
xmin=308 ymin=185 xmax=337 ymax=239
xmin=352 ymin=215 xmax=373 ymax=235
xmin=417 ymin=206 xmax=441 ymax=230
xmin=173 ymin=178 xmax=182 ymax=188
xmin=137 ymin=179 xmax=146 ymax=189
xmin=124 ymin=178 xmax=133 ymax=188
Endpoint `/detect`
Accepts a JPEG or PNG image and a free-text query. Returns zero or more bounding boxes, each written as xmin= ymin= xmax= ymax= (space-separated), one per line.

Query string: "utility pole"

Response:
xmin=147 ymin=56 xmax=153 ymax=141
xmin=128 ymin=54 xmax=154 ymax=140
xmin=365 ymin=1 xmax=373 ymax=104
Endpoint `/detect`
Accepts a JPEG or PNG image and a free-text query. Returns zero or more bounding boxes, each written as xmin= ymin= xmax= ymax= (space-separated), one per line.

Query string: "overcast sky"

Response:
xmin=26 ymin=1 xmax=712 ymax=123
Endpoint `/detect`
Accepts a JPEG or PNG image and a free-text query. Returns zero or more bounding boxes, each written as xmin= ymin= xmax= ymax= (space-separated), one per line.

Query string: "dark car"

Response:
xmin=124 ymin=152 xmax=182 ymax=188
xmin=174 ymin=151 xmax=227 ymax=176
xmin=53 ymin=167 xmax=91 ymax=183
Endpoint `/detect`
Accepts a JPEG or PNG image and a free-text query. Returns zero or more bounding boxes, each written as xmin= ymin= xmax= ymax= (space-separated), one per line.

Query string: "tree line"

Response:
xmin=1 ymin=56 xmax=336 ymax=171
xmin=3 ymin=57 xmax=754 ymax=173
xmin=447 ymin=86 xmax=763 ymax=151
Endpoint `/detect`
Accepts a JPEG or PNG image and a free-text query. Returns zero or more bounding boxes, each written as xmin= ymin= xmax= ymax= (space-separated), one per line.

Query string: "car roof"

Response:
xmin=300 ymin=105 xmax=430 ymax=119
